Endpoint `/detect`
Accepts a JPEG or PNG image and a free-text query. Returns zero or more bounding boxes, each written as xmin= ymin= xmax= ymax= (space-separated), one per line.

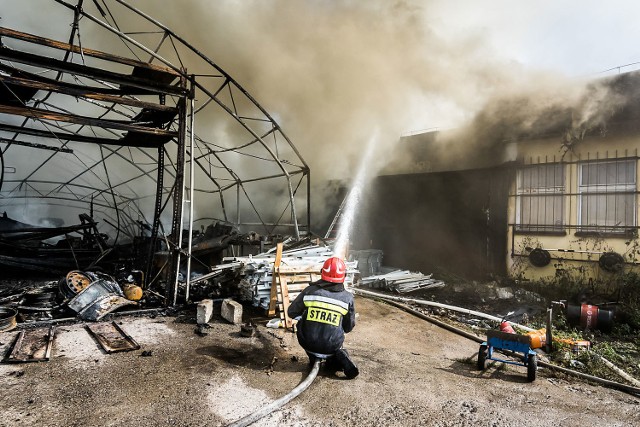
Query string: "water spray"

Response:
xmin=333 ymin=131 xmax=379 ymax=259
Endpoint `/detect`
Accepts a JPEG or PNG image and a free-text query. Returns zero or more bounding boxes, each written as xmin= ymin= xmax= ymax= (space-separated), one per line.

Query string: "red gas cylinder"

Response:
xmin=566 ymin=303 xmax=614 ymax=332
xmin=500 ymin=321 xmax=515 ymax=334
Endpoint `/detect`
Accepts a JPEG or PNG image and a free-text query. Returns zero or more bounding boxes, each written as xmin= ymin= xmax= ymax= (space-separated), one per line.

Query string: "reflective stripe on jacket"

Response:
xmin=287 ymin=280 xmax=356 ymax=355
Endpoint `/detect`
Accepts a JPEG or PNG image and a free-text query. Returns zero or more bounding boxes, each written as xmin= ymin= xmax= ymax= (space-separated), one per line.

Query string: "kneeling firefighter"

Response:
xmin=287 ymin=256 xmax=359 ymax=379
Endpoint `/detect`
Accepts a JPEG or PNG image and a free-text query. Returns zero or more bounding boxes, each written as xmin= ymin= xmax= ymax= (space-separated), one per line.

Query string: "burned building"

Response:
xmin=365 ymin=71 xmax=640 ymax=281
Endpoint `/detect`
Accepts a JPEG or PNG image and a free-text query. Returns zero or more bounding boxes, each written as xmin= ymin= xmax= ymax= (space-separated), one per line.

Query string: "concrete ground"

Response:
xmin=0 ymin=297 xmax=639 ymax=427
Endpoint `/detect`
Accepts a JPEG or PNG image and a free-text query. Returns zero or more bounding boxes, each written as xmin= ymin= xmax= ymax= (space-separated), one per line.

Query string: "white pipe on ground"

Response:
xmin=373 ymin=297 xmax=640 ymax=397
xmin=352 ymin=287 xmax=535 ymax=332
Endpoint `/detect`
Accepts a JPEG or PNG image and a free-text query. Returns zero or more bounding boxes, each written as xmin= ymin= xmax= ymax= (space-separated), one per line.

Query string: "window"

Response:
xmin=579 ymin=159 xmax=636 ymax=233
xmin=516 ymin=164 xmax=564 ymax=232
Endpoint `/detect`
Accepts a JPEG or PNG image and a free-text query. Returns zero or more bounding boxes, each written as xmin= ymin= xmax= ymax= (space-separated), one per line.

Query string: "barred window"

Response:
xmin=579 ymin=159 xmax=636 ymax=233
xmin=516 ymin=164 xmax=564 ymax=232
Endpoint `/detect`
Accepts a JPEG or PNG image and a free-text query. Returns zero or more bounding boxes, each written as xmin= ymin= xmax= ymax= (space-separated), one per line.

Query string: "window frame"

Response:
xmin=577 ymin=159 xmax=637 ymax=235
xmin=515 ymin=163 xmax=565 ymax=234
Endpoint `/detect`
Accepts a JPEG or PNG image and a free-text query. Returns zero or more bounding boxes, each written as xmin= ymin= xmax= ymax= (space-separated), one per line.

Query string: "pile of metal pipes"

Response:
xmin=223 ymin=244 xmax=358 ymax=310
xmin=359 ymin=270 xmax=445 ymax=293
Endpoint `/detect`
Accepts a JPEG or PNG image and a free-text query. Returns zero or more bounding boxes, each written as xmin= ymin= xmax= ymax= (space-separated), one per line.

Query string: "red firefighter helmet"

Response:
xmin=321 ymin=257 xmax=347 ymax=283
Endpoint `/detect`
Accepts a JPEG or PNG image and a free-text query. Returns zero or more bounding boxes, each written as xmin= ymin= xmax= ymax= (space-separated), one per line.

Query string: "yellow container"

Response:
xmin=526 ymin=328 xmax=547 ymax=349
xmin=123 ymin=284 xmax=143 ymax=301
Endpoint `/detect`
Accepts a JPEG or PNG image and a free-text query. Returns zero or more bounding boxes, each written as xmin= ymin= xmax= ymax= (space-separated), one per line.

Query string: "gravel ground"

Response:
xmin=0 ymin=297 xmax=639 ymax=427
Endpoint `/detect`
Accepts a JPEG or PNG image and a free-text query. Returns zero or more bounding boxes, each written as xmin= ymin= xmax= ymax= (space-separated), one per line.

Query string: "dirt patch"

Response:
xmin=0 ymin=297 xmax=638 ymax=426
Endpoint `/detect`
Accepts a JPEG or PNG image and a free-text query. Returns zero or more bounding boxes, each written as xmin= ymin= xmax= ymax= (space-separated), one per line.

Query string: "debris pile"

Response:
xmin=0 ymin=212 xmax=111 ymax=274
xmin=0 ymin=268 xmax=146 ymax=330
xmin=359 ymin=270 xmax=445 ymax=293
xmin=60 ymin=271 xmax=138 ymax=321
xmin=224 ymin=243 xmax=358 ymax=311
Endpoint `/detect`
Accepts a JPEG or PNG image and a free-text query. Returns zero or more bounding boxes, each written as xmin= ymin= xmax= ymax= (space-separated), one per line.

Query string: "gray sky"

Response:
xmin=427 ymin=1 xmax=640 ymax=78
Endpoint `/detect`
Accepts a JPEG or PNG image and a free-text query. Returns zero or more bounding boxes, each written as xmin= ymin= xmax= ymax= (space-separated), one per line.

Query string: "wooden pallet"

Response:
xmin=268 ymin=243 xmax=320 ymax=328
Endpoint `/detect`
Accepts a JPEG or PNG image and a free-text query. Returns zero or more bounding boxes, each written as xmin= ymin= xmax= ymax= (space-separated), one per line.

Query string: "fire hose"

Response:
xmin=361 ymin=294 xmax=640 ymax=397
xmin=225 ymin=287 xmax=638 ymax=426
xmin=226 ymin=359 xmax=321 ymax=427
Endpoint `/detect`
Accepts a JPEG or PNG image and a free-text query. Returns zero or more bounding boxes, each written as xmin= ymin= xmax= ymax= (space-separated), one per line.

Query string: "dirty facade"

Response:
xmin=368 ymin=72 xmax=640 ymax=281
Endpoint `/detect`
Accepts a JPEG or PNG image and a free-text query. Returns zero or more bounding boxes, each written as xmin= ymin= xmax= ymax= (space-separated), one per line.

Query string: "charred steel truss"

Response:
xmin=0 ymin=0 xmax=310 ymax=303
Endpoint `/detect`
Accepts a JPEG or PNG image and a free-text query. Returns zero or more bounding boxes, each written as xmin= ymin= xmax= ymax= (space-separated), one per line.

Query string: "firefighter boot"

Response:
xmin=335 ymin=348 xmax=359 ymax=379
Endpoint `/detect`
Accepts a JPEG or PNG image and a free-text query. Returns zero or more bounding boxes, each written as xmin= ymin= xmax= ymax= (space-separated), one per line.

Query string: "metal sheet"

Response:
xmin=0 ymin=307 xmax=17 ymax=332
xmin=3 ymin=326 xmax=55 ymax=363
xmin=85 ymin=322 xmax=140 ymax=354
xmin=67 ymin=279 xmax=136 ymax=321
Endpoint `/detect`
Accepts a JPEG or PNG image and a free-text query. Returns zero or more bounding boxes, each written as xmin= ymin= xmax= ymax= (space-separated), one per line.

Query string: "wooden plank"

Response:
xmin=280 ymin=277 xmax=292 ymax=328
xmin=0 ymin=74 xmax=178 ymax=112
xmin=279 ymin=266 xmax=322 ymax=274
xmin=0 ymin=104 xmax=177 ymax=137
xmin=278 ymin=274 xmax=312 ymax=284
xmin=267 ymin=242 xmax=284 ymax=316
xmin=0 ymin=26 xmax=180 ymax=76
xmin=0 ymin=47 xmax=185 ymax=96
xmin=288 ymin=291 xmax=301 ymax=302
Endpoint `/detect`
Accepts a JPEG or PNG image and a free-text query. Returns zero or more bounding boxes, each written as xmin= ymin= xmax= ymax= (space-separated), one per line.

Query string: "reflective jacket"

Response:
xmin=287 ymin=280 xmax=356 ymax=355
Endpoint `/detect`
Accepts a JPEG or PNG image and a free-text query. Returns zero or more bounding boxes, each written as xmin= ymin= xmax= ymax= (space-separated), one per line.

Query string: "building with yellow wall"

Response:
xmin=370 ymin=71 xmax=640 ymax=281
xmin=507 ymin=134 xmax=639 ymax=281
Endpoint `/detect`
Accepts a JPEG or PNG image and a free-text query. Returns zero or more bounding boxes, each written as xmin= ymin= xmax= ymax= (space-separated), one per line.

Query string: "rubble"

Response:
xmin=359 ymin=270 xmax=445 ymax=293
xmin=65 ymin=273 xmax=137 ymax=321
xmin=225 ymin=242 xmax=357 ymax=312
xmin=0 ymin=213 xmax=111 ymax=274
xmin=0 ymin=307 xmax=17 ymax=332
xmin=221 ymin=299 xmax=243 ymax=325
xmin=240 ymin=322 xmax=257 ymax=337
xmin=196 ymin=299 xmax=214 ymax=325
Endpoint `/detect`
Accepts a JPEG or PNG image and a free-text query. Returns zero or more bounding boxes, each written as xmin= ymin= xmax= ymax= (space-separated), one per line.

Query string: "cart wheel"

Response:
xmin=527 ymin=353 xmax=537 ymax=382
xmin=477 ymin=344 xmax=487 ymax=370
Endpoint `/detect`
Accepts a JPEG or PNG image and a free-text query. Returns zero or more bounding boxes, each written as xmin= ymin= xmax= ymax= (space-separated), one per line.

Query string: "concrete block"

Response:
xmin=221 ymin=299 xmax=243 ymax=324
xmin=197 ymin=299 xmax=214 ymax=324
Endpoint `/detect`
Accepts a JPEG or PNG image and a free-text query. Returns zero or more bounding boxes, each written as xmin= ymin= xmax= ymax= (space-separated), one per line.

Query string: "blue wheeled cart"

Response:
xmin=477 ymin=329 xmax=538 ymax=382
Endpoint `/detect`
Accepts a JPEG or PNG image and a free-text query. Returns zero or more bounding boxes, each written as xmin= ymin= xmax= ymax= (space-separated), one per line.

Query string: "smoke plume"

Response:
xmin=2 ymin=0 xmax=636 ymax=233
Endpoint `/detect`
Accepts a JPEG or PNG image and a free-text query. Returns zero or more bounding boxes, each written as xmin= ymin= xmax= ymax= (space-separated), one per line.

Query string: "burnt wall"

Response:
xmin=357 ymin=167 xmax=512 ymax=280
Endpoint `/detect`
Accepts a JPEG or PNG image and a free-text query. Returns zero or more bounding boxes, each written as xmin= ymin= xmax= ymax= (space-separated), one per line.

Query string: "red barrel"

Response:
xmin=580 ymin=304 xmax=598 ymax=329
xmin=566 ymin=303 xmax=613 ymax=332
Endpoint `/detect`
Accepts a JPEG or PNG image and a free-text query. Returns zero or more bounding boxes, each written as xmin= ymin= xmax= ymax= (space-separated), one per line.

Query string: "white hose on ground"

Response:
xmin=596 ymin=355 xmax=640 ymax=388
xmin=375 ymin=297 xmax=640 ymax=397
xmin=226 ymin=359 xmax=321 ymax=427
xmin=352 ymin=287 xmax=535 ymax=332
xmin=355 ymin=288 xmax=640 ymax=391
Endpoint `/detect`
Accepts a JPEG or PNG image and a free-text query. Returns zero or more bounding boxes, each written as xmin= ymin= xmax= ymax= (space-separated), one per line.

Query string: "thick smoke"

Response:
xmin=410 ymin=76 xmax=629 ymax=172
xmin=2 ymin=0 xmax=635 ymax=234
xmin=129 ymin=0 xmax=588 ymax=225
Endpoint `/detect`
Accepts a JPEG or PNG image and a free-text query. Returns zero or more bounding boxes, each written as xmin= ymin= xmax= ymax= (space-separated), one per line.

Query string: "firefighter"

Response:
xmin=287 ymin=256 xmax=359 ymax=379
